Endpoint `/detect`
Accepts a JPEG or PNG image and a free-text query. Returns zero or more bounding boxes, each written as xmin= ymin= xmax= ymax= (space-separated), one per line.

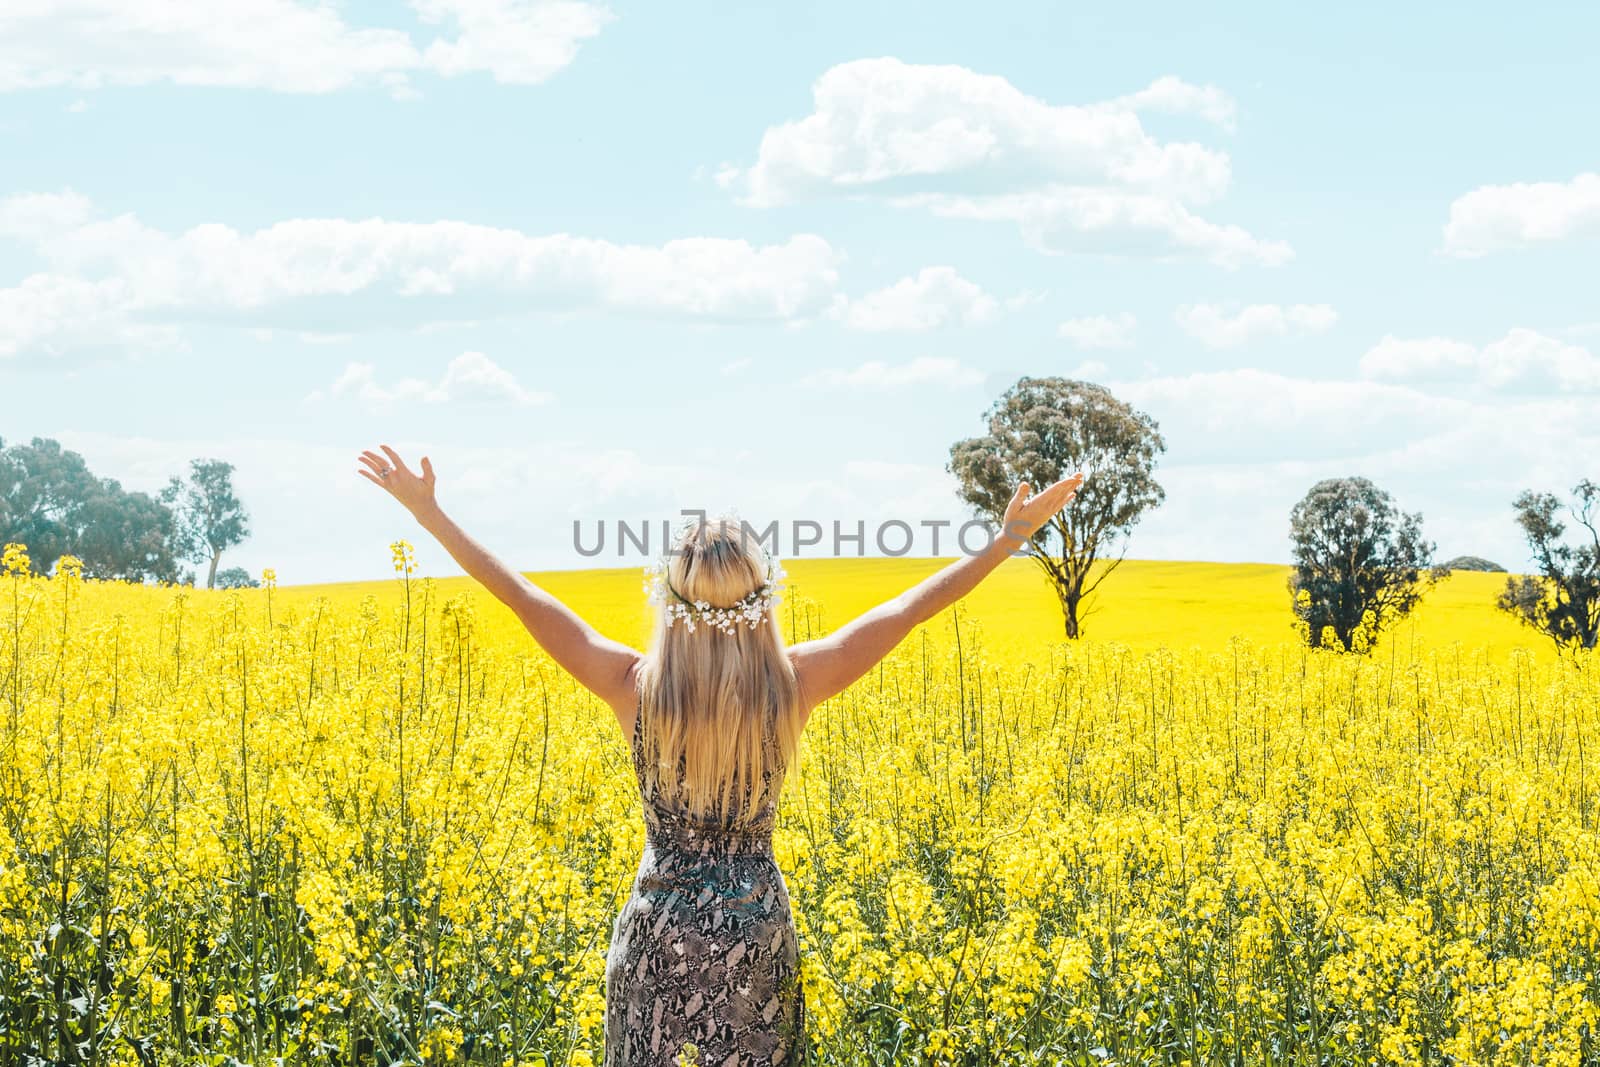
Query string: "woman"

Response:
xmin=357 ymin=444 xmax=1083 ymax=1066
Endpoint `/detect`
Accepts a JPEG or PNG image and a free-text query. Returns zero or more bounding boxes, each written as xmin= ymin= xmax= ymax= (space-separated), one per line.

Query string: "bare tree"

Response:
xmin=948 ymin=376 xmax=1165 ymax=638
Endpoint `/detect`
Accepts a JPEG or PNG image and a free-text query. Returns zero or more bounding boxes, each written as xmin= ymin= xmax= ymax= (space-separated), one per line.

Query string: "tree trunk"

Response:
xmin=206 ymin=551 xmax=219 ymax=590
xmin=1061 ymin=592 xmax=1081 ymax=639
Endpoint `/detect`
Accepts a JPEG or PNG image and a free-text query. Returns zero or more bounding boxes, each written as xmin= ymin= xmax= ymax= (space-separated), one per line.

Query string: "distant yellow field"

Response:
xmin=284 ymin=555 xmax=1555 ymax=666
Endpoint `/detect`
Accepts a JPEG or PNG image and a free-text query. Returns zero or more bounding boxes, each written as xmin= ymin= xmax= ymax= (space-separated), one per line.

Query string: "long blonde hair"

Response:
xmin=637 ymin=515 xmax=803 ymax=827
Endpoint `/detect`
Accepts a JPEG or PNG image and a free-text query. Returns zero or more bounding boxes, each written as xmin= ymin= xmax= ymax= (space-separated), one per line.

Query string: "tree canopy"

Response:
xmin=1288 ymin=476 xmax=1439 ymax=651
xmin=0 ymin=436 xmax=184 ymax=583
xmin=214 ymin=566 xmax=260 ymax=590
xmin=1442 ymin=555 xmax=1505 ymax=573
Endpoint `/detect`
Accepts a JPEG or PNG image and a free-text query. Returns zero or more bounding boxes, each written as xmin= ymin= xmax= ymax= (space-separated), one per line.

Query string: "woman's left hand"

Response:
xmin=357 ymin=444 xmax=438 ymax=515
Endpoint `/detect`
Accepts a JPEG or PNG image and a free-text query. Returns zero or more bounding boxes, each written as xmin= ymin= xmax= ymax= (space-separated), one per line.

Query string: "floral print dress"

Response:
xmin=604 ymin=698 xmax=807 ymax=1066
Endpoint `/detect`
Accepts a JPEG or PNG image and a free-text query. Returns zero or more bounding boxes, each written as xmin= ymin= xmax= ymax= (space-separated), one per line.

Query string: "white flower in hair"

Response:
xmin=643 ymin=548 xmax=786 ymax=636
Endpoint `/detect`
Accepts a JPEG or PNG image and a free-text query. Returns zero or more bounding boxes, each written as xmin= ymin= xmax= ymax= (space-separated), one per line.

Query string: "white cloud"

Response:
xmin=306 ymin=352 xmax=551 ymax=410
xmin=0 ymin=274 xmax=175 ymax=357
xmin=801 ymin=356 xmax=983 ymax=389
xmin=0 ymin=0 xmax=609 ymax=96
xmin=736 ymin=59 xmax=1230 ymax=206
xmin=433 ymin=350 xmax=551 ymax=404
xmin=0 ymin=190 xmax=844 ymax=355
xmin=414 ymin=0 xmax=612 ymax=84
xmin=1058 ymin=312 xmax=1136 ymax=350
xmin=0 ymin=189 xmax=94 ymax=240
xmin=1442 ymin=172 xmax=1600 ymax=256
xmin=843 ymin=459 xmax=936 ymax=482
xmin=898 ymin=187 xmax=1292 ymax=268
xmin=829 ymin=266 xmax=999 ymax=331
xmin=1175 ymin=302 xmax=1336 ymax=348
xmin=1004 ymin=289 xmax=1046 ymax=311
xmin=726 ymin=58 xmax=1286 ymax=268
xmin=1116 ymin=367 xmax=1456 ymax=463
xmin=1357 ymin=335 xmax=1479 ymax=381
xmin=1360 ymin=328 xmax=1600 ymax=392
xmin=720 ymin=357 xmax=753 ymax=375
xmin=1102 ymin=367 xmax=1600 ymax=567
xmin=1106 ymin=75 xmax=1237 ymax=131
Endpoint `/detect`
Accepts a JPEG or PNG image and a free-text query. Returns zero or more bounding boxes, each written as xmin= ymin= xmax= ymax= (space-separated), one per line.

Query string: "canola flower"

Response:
xmin=0 ymin=547 xmax=1597 ymax=1065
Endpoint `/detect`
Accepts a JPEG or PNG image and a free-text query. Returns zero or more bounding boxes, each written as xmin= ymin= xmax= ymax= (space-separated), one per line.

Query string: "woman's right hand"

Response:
xmin=1000 ymin=472 xmax=1085 ymax=547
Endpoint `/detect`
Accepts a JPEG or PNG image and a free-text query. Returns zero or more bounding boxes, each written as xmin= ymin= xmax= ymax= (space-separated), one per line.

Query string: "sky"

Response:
xmin=2 ymin=1 xmax=1598 ymax=584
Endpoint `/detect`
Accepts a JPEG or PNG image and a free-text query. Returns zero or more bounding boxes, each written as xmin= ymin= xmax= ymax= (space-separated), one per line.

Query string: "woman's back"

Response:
xmin=605 ymin=696 xmax=806 ymax=1066
xmin=632 ymin=695 xmax=783 ymax=857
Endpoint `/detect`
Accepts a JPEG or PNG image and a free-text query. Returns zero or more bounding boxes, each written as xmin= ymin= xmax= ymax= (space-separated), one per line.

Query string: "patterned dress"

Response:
xmin=604 ymin=697 xmax=807 ymax=1066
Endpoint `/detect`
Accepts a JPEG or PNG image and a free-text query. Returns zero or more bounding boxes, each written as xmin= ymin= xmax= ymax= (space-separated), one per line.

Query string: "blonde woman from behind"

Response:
xmin=356 ymin=443 xmax=1083 ymax=1066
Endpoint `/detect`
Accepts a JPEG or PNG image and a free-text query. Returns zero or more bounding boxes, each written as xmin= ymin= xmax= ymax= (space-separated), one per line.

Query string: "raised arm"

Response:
xmin=358 ymin=446 xmax=641 ymax=729
xmin=788 ymin=474 xmax=1083 ymax=718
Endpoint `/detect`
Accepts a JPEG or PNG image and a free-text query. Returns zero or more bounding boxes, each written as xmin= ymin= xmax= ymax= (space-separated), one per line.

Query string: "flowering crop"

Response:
xmin=0 ymin=551 xmax=1596 ymax=1065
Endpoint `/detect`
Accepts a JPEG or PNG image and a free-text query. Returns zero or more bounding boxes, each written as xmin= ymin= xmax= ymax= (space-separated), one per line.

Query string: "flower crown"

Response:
xmin=643 ymin=551 xmax=786 ymax=635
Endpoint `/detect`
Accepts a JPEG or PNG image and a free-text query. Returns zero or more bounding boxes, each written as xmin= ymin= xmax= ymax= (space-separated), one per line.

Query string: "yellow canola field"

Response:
xmin=291 ymin=557 xmax=1544 ymax=661
xmin=2 ymin=552 xmax=1596 ymax=1066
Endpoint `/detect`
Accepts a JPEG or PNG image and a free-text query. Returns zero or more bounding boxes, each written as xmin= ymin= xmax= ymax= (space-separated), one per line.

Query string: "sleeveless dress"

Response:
xmin=604 ymin=697 xmax=808 ymax=1066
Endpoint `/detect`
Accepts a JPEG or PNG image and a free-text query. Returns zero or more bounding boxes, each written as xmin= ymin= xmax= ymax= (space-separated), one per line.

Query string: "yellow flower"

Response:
xmin=4 ymin=542 xmax=1596 ymax=1064
xmin=391 ymin=539 xmax=417 ymax=575
xmin=2 ymin=542 xmax=29 ymax=576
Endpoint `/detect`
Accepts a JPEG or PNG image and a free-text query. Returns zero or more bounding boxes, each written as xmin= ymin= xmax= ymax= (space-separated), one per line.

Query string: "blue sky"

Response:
xmin=3 ymin=1 xmax=1598 ymax=583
